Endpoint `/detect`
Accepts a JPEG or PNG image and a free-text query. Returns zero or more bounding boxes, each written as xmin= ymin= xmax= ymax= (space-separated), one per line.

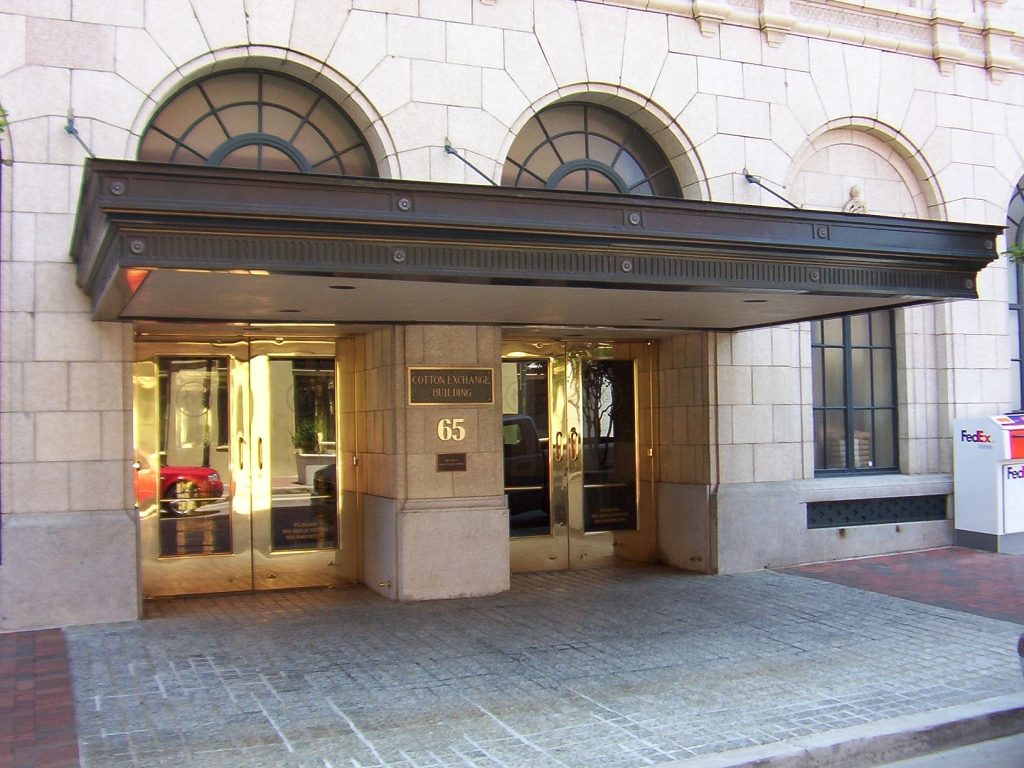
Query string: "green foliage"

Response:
xmin=1006 ymin=242 xmax=1024 ymax=265
xmin=291 ymin=417 xmax=318 ymax=452
xmin=0 ymin=104 xmax=8 ymax=134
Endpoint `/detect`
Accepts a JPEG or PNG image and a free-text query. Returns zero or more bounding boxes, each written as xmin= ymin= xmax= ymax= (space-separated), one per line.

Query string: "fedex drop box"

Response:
xmin=952 ymin=414 xmax=1024 ymax=553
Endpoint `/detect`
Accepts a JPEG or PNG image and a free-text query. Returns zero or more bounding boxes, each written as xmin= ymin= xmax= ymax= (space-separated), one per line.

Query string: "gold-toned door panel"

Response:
xmin=134 ymin=338 xmax=351 ymax=598
xmin=249 ymin=348 xmax=344 ymax=591
xmin=502 ymin=339 xmax=656 ymax=573
xmin=502 ymin=341 xmax=568 ymax=571
xmin=134 ymin=350 xmax=252 ymax=597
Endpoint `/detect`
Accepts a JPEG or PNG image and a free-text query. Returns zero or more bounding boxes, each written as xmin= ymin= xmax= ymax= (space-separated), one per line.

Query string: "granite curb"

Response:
xmin=662 ymin=693 xmax=1024 ymax=768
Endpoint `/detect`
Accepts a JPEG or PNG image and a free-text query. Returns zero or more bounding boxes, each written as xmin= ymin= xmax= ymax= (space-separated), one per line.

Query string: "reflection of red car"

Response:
xmin=134 ymin=453 xmax=224 ymax=516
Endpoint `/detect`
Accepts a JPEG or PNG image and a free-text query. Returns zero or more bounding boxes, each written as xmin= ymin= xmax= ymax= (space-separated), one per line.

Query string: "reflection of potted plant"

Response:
xmin=291 ymin=417 xmax=318 ymax=454
xmin=292 ymin=418 xmax=319 ymax=483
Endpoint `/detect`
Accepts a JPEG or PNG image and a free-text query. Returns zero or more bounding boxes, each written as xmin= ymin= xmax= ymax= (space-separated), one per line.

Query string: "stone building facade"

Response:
xmin=0 ymin=0 xmax=1021 ymax=630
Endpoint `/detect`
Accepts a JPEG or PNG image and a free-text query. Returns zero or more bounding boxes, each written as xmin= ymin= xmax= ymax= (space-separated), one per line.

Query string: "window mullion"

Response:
xmin=842 ymin=316 xmax=856 ymax=470
xmin=1016 ymin=258 xmax=1024 ymax=407
xmin=865 ymin=322 xmax=877 ymax=469
xmin=887 ymin=312 xmax=897 ymax=469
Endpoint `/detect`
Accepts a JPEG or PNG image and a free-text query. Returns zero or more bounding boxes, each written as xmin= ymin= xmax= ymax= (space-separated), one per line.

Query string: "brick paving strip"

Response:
xmin=781 ymin=548 xmax=1024 ymax=625
xmin=64 ymin=567 xmax=1024 ymax=768
xmin=0 ymin=629 xmax=80 ymax=768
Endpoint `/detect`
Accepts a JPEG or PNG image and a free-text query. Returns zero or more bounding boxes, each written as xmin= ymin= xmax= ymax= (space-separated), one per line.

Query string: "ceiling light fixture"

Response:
xmin=252 ymin=322 xmax=335 ymax=328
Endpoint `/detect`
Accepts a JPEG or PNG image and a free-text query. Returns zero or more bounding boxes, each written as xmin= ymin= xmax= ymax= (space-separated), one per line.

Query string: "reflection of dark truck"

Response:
xmin=503 ymin=414 xmax=549 ymax=529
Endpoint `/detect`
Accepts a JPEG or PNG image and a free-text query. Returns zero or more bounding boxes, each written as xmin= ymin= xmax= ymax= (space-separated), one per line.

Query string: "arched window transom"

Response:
xmin=502 ymin=103 xmax=680 ymax=197
xmin=139 ymin=71 xmax=376 ymax=177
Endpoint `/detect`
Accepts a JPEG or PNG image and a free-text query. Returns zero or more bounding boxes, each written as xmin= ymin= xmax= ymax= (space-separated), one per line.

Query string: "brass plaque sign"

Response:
xmin=409 ymin=367 xmax=494 ymax=405
xmin=436 ymin=453 xmax=468 ymax=472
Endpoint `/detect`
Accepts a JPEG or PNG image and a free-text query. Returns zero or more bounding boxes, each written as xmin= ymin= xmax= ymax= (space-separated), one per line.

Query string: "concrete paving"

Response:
xmin=62 ymin=564 xmax=1024 ymax=768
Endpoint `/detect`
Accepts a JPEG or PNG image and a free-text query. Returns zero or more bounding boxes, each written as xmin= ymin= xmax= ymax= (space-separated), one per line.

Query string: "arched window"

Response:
xmin=139 ymin=71 xmax=376 ymax=177
xmin=502 ymin=103 xmax=680 ymax=197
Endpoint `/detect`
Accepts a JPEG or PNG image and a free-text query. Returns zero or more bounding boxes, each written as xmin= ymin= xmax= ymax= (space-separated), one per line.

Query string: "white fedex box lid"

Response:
xmin=954 ymin=414 xmax=1024 ymax=460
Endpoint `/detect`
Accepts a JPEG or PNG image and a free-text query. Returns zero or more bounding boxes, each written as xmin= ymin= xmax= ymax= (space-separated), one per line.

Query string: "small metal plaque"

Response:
xmin=270 ymin=505 xmax=338 ymax=551
xmin=436 ymin=453 xmax=468 ymax=472
xmin=409 ymin=367 xmax=494 ymax=405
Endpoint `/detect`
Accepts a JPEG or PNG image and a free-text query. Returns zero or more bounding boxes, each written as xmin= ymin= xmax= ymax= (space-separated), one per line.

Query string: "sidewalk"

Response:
xmin=781 ymin=546 xmax=1024 ymax=625
xmin=0 ymin=629 xmax=80 ymax=768
xmin=3 ymin=549 xmax=1023 ymax=768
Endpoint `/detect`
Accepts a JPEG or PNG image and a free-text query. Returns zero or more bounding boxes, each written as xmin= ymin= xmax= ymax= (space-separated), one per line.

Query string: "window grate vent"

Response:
xmin=806 ymin=495 xmax=947 ymax=529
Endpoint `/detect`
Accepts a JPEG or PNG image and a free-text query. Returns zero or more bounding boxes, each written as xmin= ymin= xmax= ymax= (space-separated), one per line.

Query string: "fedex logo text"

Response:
xmin=1007 ymin=466 xmax=1024 ymax=481
xmin=960 ymin=429 xmax=992 ymax=444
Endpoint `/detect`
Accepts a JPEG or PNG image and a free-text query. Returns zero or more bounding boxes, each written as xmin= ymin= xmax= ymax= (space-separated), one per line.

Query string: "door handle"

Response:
xmin=258 ymin=437 xmax=264 ymax=470
xmin=568 ymin=427 xmax=580 ymax=461
xmin=553 ymin=431 xmax=565 ymax=462
xmin=238 ymin=435 xmax=245 ymax=470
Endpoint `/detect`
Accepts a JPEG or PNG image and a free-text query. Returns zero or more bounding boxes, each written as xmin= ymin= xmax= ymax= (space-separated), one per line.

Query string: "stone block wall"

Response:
xmin=1 ymin=0 xmax=1023 ymax=625
xmin=714 ymin=325 xmax=807 ymax=484
xmin=657 ymin=332 xmax=711 ymax=486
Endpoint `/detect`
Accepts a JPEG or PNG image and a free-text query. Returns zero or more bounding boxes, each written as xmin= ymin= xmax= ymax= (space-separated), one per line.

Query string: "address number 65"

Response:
xmin=437 ymin=418 xmax=466 ymax=441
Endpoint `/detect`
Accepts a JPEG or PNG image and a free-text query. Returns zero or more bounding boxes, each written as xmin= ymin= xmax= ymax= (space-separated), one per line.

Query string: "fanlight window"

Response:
xmin=139 ymin=71 xmax=376 ymax=177
xmin=502 ymin=103 xmax=680 ymax=197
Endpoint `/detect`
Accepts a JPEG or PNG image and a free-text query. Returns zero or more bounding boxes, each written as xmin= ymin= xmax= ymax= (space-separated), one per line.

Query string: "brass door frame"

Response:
xmin=503 ymin=339 xmax=656 ymax=573
xmin=504 ymin=340 xmax=569 ymax=570
xmin=134 ymin=338 xmax=348 ymax=598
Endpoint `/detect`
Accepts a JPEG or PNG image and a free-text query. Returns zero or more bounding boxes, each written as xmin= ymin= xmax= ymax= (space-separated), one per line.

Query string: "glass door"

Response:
xmin=502 ymin=340 xmax=656 ymax=572
xmin=249 ymin=340 xmax=342 ymax=590
xmin=134 ymin=347 xmax=248 ymax=596
xmin=134 ymin=339 xmax=349 ymax=598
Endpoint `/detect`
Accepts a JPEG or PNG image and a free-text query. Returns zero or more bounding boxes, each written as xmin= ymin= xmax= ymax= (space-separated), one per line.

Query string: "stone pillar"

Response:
xmin=655 ymin=332 xmax=715 ymax=572
xmin=352 ymin=325 xmax=509 ymax=601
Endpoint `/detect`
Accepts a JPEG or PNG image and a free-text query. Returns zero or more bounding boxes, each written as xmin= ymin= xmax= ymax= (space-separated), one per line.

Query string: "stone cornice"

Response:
xmin=609 ymin=0 xmax=1024 ymax=77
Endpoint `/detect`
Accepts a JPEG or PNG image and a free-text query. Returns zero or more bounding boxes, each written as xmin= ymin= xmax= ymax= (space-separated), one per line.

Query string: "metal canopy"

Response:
xmin=70 ymin=159 xmax=1001 ymax=334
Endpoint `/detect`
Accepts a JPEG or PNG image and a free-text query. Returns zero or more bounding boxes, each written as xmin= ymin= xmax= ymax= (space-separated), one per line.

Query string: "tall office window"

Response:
xmin=1011 ymin=261 xmax=1022 ymax=411
xmin=1008 ymin=180 xmax=1024 ymax=410
xmin=812 ymin=310 xmax=898 ymax=472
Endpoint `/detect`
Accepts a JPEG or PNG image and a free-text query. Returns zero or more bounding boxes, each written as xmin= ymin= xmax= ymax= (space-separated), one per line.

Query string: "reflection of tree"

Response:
xmin=293 ymin=360 xmax=336 ymax=448
xmin=583 ymin=362 xmax=621 ymax=468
